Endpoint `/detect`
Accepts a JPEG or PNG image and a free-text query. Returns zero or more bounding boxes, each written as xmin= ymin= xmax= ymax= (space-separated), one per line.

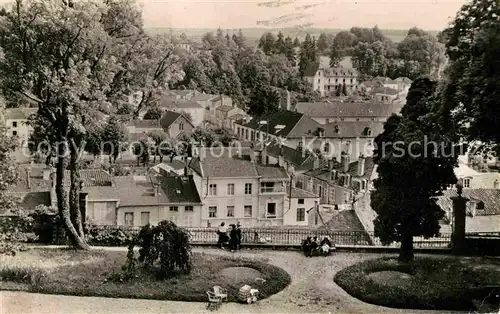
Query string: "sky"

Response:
xmin=139 ymin=0 xmax=467 ymax=30
xmin=0 ymin=0 xmax=468 ymax=31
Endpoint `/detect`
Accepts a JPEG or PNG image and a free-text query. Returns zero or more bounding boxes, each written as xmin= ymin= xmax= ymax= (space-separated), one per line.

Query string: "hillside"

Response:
xmin=145 ymin=27 xmax=440 ymax=45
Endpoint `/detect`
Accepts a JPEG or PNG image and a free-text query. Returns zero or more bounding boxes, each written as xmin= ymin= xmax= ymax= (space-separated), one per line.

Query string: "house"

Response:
xmin=125 ymin=119 xmax=163 ymax=136
xmin=187 ymin=147 xmax=290 ymax=228
xmin=372 ymin=77 xmax=399 ymax=91
xmin=3 ymin=107 xmax=37 ymax=144
xmin=357 ymin=81 xmax=382 ymax=93
xmin=295 ymin=101 xmax=404 ymax=124
xmin=114 ymin=173 xmax=202 ymax=227
xmin=160 ymin=97 xmax=205 ymax=127
xmin=148 ymin=159 xmax=187 ymax=177
xmin=297 ymin=154 xmax=376 ymax=207
xmin=283 ymin=187 xmax=319 ymax=226
xmin=11 ymin=166 xmax=119 ymax=225
xmin=437 ymin=189 xmax=500 ymax=233
xmin=304 ymin=63 xmax=359 ymax=96
xmin=371 ymin=87 xmax=400 ymax=103
xmin=159 ymin=110 xmax=194 ymax=139
xmin=454 ymin=160 xmax=500 ymax=189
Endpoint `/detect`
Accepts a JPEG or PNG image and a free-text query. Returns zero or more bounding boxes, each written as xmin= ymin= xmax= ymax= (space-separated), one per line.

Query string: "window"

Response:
xmin=208 ymin=206 xmax=217 ymax=218
xmin=251 ymin=131 xmax=255 ymax=141
xmin=296 ymin=208 xmax=305 ymax=222
xmin=227 ymin=183 xmax=234 ymax=195
xmin=185 ymin=205 xmax=194 ymax=212
xmin=298 ymin=198 xmax=304 ymax=205
xmin=179 ymin=122 xmax=184 ymax=130
xmin=318 ymin=185 xmax=323 ymax=198
xmin=244 ymin=183 xmax=252 ymax=195
xmin=184 ymin=215 xmax=193 ymax=227
xmin=324 ymin=142 xmax=330 ymax=153
xmin=244 ymin=205 xmax=252 ymax=217
xmin=260 ymin=182 xmax=274 ymax=193
xmin=12 ymin=121 xmax=17 ymax=127
xmin=140 ymin=212 xmax=150 ymax=226
xmin=245 ymin=129 xmax=248 ymax=140
xmin=209 ymin=184 xmax=217 ymax=196
xmin=169 ymin=206 xmax=178 ymax=212
xmin=463 ymin=178 xmax=470 ymax=188
xmin=226 ymin=206 xmax=234 ymax=217
xmin=124 ymin=212 xmax=134 ymax=226
xmin=12 ymin=131 xmax=17 ymax=136
xmin=267 ymin=203 xmax=276 ymax=218
xmin=361 ymin=180 xmax=366 ymax=190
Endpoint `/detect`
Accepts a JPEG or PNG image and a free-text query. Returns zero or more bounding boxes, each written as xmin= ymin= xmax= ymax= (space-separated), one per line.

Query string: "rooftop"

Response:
xmin=240 ymin=110 xmax=317 ymax=138
xmin=114 ymin=175 xmax=166 ymax=207
xmin=290 ymin=187 xmax=318 ymax=198
xmin=322 ymin=121 xmax=384 ymax=138
xmin=265 ymin=143 xmax=320 ymax=171
xmin=437 ymin=189 xmax=500 ymax=216
xmin=371 ymin=87 xmax=399 ymax=95
xmin=126 ymin=119 xmax=161 ymax=129
xmin=158 ymin=175 xmax=202 ymax=204
xmin=160 ymin=110 xmax=182 ymax=129
xmin=295 ymin=101 xmax=404 ymax=118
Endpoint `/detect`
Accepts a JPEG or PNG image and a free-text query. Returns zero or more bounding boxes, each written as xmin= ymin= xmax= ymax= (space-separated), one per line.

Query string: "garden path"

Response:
xmin=0 ymin=247 xmax=466 ymax=314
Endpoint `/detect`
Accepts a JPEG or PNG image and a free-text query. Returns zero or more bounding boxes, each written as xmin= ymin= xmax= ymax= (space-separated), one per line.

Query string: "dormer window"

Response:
xmin=477 ymin=200 xmax=485 ymax=210
xmin=463 ymin=178 xmax=471 ymax=188
xmin=334 ymin=125 xmax=339 ymax=134
xmin=362 ymin=127 xmax=372 ymax=136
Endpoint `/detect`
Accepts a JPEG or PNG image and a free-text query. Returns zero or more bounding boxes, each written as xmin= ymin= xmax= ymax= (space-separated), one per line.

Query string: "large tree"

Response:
xmin=0 ymin=0 xmax=182 ymax=249
xmin=371 ymin=77 xmax=457 ymax=262
xmin=0 ymin=129 xmax=19 ymax=215
xmin=439 ymin=0 xmax=500 ymax=146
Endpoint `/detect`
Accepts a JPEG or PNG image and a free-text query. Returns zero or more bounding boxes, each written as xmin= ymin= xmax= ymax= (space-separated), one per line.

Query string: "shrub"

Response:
xmin=0 ymin=266 xmax=46 ymax=285
xmin=132 ymin=221 xmax=192 ymax=279
xmin=85 ymin=225 xmax=138 ymax=246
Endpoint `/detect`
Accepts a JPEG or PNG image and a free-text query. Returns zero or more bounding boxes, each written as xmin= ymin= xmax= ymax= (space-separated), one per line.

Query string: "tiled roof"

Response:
xmin=295 ymin=101 xmax=404 ymax=118
xmin=4 ymin=108 xmax=37 ymax=120
xmin=322 ymin=121 xmax=384 ymax=138
xmin=290 ymin=187 xmax=318 ymax=198
xmin=255 ymin=164 xmax=289 ymax=179
xmin=114 ymin=176 xmax=166 ymax=207
xmin=319 ymin=210 xmax=367 ymax=231
xmin=85 ymin=186 xmax=119 ymax=201
xmin=189 ymin=147 xmax=288 ymax=179
xmin=216 ymin=105 xmax=233 ymax=112
xmin=159 ymin=110 xmax=181 ymax=129
xmin=160 ymin=95 xmax=204 ymax=109
xmin=360 ymin=81 xmax=381 ymax=87
xmin=437 ymin=189 xmax=500 ymax=216
xmin=241 ymin=110 xmax=312 ymax=138
xmin=265 ymin=143 xmax=319 ymax=171
xmin=126 ymin=119 xmax=161 ymax=128
xmin=158 ymin=176 xmax=202 ymax=204
xmin=191 ymin=93 xmax=218 ymax=102
xmin=372 ymin=87 xmax=399 ymax=95
xmin=372 ymin=76 xmax=398 ymax=84
xmin=12 ymin=167 xmax=113 ymax=193
xmin=303 ymin=157 xmax=375 ymax=189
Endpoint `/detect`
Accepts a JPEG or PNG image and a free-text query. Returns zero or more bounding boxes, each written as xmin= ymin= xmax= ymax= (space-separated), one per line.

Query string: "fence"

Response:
xmin=84 ymin=225 xmax=453 ymax=248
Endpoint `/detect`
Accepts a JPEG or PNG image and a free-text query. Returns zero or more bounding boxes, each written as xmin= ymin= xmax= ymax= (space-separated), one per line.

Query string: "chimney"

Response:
xmin=358 ymin=154 xmax=366 ymax=177
xmin=26 ymin=168 xmax=31 ymax=190
xmin=328 ymin=158 xmax=336 ymax=170
xmin=261 ymin=146 xmax=268 ymax=165
xmin=341 ymin=152 xmax=350 ymax=173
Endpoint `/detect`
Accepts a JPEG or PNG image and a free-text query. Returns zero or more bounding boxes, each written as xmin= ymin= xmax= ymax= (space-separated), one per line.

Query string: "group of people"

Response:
xmin=302 ymin=236 xmax=334 ymax=257
xmin=217 ymin=222 xmax=242 ymax=251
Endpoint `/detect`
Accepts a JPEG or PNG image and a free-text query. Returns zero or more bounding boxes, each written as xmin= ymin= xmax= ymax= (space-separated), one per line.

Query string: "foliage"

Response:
xmin=0 ymin=0 xmax=183 ymax=249
xmin=143 ymin=107 xmax=164 ymax=120
xmin=298 ymin=34 xmax=318 ymax=77
xmin=100 ymin=117 xmax=129 ymax=162
xmin=130 ymin=221 xmax=192 ymax=280
xmin=439 ymin=0 xmax=500 ymax=144
xmin=334 ymin=256 xmax=500 ymax=311
xmin=248 ymin=84 xmax=281 ymax=117
xmin=329 ymin=45 xmax=342 ymax=67
xmin=371 ymin=78 xmax=457 ymax=262
xmin=85 ymin=225 xmax=137 ymax=246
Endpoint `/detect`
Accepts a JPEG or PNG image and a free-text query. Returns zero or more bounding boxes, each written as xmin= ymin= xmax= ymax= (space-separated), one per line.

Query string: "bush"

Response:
xmin=0 ymin=266 xmax=46 ymax=285
xmin=85 ymin=225 xmax=138 ymax=246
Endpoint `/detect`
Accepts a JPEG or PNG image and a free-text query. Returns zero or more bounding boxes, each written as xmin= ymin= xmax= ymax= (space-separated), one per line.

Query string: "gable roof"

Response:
xmin=295 ymin=101 xmax=404 ymax=118
xmin=114 ymin=176 xmax=165 ymax=207
xmin=266 ymin=143 xmax=317 ymax=169
xmin=241 ymin=110 xmax=313 ymax=138
xmin=160 ymin=110 xmax=186 ymax=129
xmin=4 ymin=108 xmax=37 ymax=120
xmin=322 ymin=67 xmax=358 ymax=77
xmin=255 ymin=164 xmax=289 ymax=180
xmin=395 ymin=77 xmax=413 ymax=84
xmin=319 ymin=210 xmax=367 ymax=232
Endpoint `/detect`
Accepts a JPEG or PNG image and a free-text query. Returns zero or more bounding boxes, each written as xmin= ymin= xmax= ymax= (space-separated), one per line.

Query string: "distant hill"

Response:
xmin=145 ymin=27 xmax=439 ymax=45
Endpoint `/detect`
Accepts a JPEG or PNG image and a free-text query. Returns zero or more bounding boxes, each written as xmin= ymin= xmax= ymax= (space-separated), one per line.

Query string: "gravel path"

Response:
xmin=1 ymin=247 xmax=465 ymax=314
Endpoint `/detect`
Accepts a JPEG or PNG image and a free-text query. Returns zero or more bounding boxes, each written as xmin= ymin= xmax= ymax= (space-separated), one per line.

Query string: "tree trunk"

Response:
xmin=69 ymin=140 xmax=86 ymax=241
xmin=399 ymin=232 xmax=414 ymax=263
xmin=55 ymin=149 xmax=88 ymax=250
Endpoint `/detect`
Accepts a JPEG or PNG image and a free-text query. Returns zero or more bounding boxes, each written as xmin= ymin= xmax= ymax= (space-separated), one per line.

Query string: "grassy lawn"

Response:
xmin=0 ymin=248 xmax=291 ymax=302
xmin=334 ymin=256 xmax=500 ymax=311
